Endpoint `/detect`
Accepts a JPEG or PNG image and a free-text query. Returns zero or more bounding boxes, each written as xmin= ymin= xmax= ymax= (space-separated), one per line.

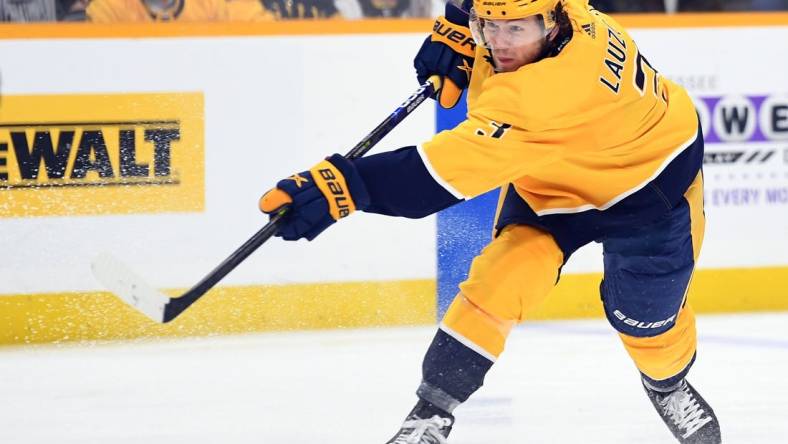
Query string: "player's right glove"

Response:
xmin=413 ymin=2 xmax=476 ymax=109
xmin=259 ymin=154 xmax=370 ymax=241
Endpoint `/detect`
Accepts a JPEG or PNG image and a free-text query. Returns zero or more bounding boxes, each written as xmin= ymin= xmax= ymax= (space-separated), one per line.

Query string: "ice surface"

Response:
xmin=0 ymin=313 xmax=786 ymax=443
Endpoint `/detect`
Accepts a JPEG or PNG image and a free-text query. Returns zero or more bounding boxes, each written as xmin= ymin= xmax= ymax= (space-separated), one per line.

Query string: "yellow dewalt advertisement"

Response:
xmin=0 ymin=92 xmax=204 ymax=217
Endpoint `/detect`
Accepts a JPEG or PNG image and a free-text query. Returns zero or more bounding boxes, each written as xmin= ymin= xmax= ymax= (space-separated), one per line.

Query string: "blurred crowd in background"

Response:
xmin=1 ymin=0 xmax=787 ymax=23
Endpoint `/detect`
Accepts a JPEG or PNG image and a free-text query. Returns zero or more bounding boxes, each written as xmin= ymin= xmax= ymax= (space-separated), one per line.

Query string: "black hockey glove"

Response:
xmin=414 ymin=2 xmax=475 ymax=109
xmin=259 ymin=154 xmax=370 ymax=241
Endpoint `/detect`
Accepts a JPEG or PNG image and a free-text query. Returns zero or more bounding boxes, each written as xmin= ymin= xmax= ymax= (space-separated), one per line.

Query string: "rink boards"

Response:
xmin=0 ymin=15 xmax=787 ymax=344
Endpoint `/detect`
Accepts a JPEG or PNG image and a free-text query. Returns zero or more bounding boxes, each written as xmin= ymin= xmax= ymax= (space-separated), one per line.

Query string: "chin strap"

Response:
xmin=543 ymin=32 xmax=572 ymax=58
xmin=483 ymin=50 xmax=498 ymax=72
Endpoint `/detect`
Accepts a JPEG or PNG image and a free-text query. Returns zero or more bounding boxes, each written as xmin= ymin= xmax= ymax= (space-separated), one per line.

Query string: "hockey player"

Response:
xmin=258 ymin=0 xmax=722 ymax=442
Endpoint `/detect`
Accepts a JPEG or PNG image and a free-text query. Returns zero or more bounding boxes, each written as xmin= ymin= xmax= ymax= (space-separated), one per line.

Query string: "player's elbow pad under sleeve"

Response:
xmin=354 ymin=146 xmax=463 ymax=218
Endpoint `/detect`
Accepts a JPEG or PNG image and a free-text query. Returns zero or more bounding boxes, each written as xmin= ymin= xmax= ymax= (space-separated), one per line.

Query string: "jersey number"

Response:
xmin=476 ymin=121 xmax=512 ymax=138
xmin=634 ymin=49 xmax=667 ymax=102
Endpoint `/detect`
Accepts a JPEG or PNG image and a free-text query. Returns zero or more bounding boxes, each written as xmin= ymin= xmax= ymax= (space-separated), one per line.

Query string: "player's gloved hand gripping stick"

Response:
xmin=90 ymin=76 xmax=442 ymax=324
xmin=257 ymin=153 xmax=370 ymax=241
xmin=414 ymin=2 xmax=475 ymax=109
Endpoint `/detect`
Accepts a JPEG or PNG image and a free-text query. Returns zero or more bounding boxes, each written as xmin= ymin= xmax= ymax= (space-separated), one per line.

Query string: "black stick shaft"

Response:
xmin=163 ymin=76 xmax=441 ymax=322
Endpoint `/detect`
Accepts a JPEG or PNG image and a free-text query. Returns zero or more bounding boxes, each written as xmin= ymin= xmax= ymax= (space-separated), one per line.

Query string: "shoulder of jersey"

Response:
xmin=477 ymin=26 xmax=603 ymax=125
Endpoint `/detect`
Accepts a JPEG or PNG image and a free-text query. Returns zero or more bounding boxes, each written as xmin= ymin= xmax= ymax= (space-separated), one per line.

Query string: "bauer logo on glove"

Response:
xmin=259 ymin=154 xmax=370 ymax=241
xmin=432 ymin=16 xmax=476 ymax=58
xmin=414 ymin=2 xmax=476 ymax=109
xmin=314 ymin=162 xmax=355 ymax=219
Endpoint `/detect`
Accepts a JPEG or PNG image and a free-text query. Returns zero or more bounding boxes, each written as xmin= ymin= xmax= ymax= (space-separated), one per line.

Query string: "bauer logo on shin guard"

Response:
xmin=312 ymin=161 xmax=356 ymax=220
xmin=613 ymin=310 xmax=677 ymax=330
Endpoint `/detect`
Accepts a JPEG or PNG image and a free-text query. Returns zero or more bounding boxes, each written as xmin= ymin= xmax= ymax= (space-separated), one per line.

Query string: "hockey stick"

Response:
xmin=91 ymin=75 xmax=442 ymax=324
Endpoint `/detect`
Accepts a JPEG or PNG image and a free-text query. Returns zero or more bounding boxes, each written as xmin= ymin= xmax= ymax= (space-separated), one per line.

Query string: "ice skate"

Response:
xmin=643 ymin=379 xmax=721 ymax=443
xmin=385 ymin=400 xmax=454 ymax=444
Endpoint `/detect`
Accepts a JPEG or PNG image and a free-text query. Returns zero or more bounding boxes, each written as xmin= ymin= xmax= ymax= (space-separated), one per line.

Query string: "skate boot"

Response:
xmin=643 ymin=378 xmax=721 ymax=443
xmin=385 ymin=400 xmax=454 ymax=444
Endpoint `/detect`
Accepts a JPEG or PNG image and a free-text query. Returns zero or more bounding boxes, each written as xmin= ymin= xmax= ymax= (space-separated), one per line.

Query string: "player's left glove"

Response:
xmin=259 ymin=154 xmax=370 ymax=241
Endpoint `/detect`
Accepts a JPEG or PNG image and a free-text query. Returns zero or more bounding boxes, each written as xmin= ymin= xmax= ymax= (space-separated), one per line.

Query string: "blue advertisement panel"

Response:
xmin=435 ymin=92 xmax=498 ymax=318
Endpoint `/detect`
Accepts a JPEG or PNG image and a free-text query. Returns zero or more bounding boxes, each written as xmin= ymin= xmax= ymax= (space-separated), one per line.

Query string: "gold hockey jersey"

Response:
xmin=419 ymin=0 xmax=699 ymax=217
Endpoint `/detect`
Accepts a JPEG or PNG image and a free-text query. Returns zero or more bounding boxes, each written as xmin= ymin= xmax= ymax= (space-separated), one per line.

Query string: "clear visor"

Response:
xmin=469 ymin=7 xmax=550 ymax=52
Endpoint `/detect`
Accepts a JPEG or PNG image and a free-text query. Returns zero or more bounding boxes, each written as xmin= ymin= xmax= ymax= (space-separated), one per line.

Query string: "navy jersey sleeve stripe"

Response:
xmin=353 ymin=146 xmax=464 ymax=219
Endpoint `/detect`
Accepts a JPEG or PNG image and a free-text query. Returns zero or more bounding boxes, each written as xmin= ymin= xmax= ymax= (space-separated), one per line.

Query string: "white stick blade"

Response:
xmin=90 ymin=252 xmax=170 ymax=323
